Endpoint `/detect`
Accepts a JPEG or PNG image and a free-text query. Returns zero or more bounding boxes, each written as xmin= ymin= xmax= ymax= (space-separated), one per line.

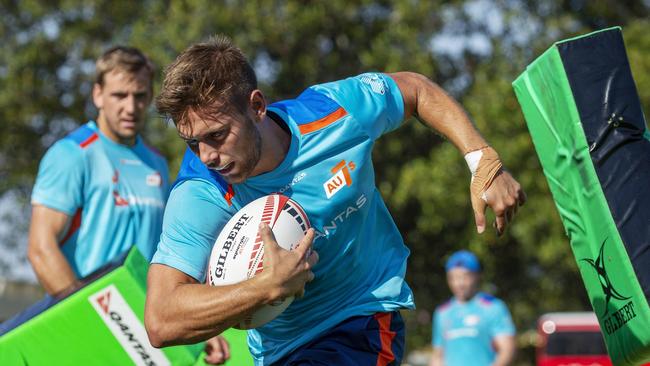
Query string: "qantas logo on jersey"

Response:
xmin=314 ymin=193 xmax=367 ymax=240
xmin=112 ymin=170 xmax=164 ymax=208
xmin=113 ymin=170 xmax=129 ymax=206
xmin=323 ymin=160 xmax=356 ymax=199
xmin=276 ymin=172 xmax=307 ymax=194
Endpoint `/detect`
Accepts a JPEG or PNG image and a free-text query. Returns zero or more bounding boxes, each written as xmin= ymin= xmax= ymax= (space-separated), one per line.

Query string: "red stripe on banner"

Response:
xmin=375 ymin=312 xmax=396 ymax=366
xmin=60 ymin=208 xmax=82 ymax=246
xmin=298 ymin=107 xmax=347 ymax=135
xmin=79 ymin=133 xmax=99 ymax=148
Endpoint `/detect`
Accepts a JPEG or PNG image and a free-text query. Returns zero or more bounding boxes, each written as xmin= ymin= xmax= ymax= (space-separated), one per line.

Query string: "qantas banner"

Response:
xmin=89 ymin=284 xmax=170 ymax=366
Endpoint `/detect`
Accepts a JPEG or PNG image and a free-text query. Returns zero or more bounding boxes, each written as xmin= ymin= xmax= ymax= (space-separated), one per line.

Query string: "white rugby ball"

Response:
xmin=206 ymin=194 xmax=310 ymax=329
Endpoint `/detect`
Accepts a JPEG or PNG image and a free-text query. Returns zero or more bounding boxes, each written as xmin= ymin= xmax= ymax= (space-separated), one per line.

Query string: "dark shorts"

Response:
xmin=271 ymin=311 xmax=404 ymax=366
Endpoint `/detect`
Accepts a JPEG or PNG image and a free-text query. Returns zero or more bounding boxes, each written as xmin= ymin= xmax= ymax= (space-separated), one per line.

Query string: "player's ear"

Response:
xmin=92 ymin=83 xmax=104 ymax=110
xmin=249 ymin=90 xmax=266 ymax=121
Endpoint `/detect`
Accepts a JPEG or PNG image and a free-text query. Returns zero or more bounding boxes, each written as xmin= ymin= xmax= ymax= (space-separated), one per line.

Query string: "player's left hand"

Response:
xmin=471 ymin=170 xmax=526 ymax=236
xmin=204 ymin=335 xmax=231 ymax=365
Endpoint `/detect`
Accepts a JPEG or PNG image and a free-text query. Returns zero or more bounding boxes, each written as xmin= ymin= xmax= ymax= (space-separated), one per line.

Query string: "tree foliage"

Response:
xmin=1 ymin=0 xmax=648 ymax=363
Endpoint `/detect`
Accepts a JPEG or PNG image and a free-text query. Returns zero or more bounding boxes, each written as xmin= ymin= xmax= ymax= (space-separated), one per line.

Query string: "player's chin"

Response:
xmin=225 ymin=164 xmax=258 ymax=184
xmin=221 ymin=170 xmax=248 ymax=185
xmin=118 ymin=129 xmax=139 ymax=140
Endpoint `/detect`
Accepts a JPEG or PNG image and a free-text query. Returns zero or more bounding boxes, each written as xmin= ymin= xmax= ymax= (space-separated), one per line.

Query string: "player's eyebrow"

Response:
xmin=178 ymin=125 xmax=226 ymax=144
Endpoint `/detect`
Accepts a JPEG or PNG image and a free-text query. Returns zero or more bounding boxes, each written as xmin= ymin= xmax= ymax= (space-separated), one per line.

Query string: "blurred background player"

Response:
xmin=21 ymin=46 xmax=230 ymax=364
xmin=27 ymin=45 xmax=169 ymax=296
xmin=430 ymin=250 xmax=516 ymax=366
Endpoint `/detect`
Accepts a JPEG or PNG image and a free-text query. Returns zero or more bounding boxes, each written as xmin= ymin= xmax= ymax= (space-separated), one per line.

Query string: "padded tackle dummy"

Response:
xmin=513 ymin=27 xmax=650 ymax=366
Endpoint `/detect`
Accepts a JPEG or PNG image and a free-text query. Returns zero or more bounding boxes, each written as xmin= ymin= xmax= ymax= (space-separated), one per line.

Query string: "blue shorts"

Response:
xmin=271 ymin=311 xmax=405 ymax=366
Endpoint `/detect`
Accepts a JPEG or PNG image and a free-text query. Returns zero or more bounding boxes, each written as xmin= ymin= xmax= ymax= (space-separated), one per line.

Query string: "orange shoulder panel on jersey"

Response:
xmin=298 ymin=107 xmax=348 ymax=135
xmin=270 ymin=88 xmax=349 ymax=136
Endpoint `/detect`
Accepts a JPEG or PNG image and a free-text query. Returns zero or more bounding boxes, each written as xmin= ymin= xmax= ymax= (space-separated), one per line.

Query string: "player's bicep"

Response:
xmin=387 ymin=72 xmax=419 ymax=120
xmin=28 ymin=205 xmax=72 ymax=248
xmin=152 ymin=180 xmax=233 ymax=282
xmin=145 ymin=263 xmax=199 ymax=334
xmin=147 ymin=263 xmax=199 ymax=294
xmin=492 ymin=334 xmax=516 ymax=356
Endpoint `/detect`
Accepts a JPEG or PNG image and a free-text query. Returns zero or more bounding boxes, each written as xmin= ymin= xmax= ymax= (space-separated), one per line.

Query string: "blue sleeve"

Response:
xmin=151 ymin=179 xmax=233 ymax=282
xmin=311 ymin=73 xmax=405 ymax=140
xmin=490 ymin=300 xmax=516 ymax=338
xmin=432 ymin=309 xmax=443 ymax=347
xmin=31 ymin=139 xmax=84 ymax=215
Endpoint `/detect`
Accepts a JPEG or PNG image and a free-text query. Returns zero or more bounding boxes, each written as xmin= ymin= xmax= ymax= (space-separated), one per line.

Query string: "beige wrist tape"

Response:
xmin=465 ymin=146 xmax=503 ymax=202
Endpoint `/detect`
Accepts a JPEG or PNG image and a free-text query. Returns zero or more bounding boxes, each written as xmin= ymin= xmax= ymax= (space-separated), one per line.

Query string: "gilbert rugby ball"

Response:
xmin=207 ymin=194 xmax=310 ymax=329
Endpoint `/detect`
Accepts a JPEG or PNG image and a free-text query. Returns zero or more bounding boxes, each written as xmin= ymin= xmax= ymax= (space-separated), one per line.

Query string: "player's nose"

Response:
xmin=199 ymin=141 xmax=220 ymax=168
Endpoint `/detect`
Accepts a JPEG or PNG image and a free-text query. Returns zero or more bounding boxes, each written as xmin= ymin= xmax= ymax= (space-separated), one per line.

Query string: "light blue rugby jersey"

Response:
xmin=432 ymin=292 xmax=515 ymax=366
xmin=32 ymin=121 xmax=170 ymax=277
xmin=152 ymin=73 xmax=415 ymax=365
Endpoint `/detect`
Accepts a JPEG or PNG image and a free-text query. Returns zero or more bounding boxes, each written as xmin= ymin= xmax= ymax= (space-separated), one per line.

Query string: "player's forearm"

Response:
xmin=392 ymin=72 xmax=488 ymax=154
xmin=28 ymin=205 xmax=78 ymax=295
xmin=145 ymin=267 xmax=275 ymax=347
xmin=27 ymin=238 xmax=78 ymax=295
xmin=146 ymin=282 xmax=253 ymax=346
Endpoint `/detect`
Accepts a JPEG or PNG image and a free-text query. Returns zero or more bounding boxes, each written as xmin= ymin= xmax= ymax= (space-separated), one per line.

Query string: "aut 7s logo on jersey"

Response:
xmin=323 ymin=160 xmax=356 ymax=199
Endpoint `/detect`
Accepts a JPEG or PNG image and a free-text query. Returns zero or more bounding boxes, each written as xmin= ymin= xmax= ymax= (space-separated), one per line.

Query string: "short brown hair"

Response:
xmin=95 ymin=46 xmax=155 ymax=88
xmin=155 ymin=35 xmax=257 ymax=127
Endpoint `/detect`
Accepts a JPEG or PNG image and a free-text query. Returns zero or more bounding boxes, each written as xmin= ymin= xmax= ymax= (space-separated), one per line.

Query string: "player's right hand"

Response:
xmin=471 ymin=170 xmax=526 ymax=236
xmin=467 ymin=146 xmax=526 ymax=236
xmin=258 ymin=223 xmax=318 ymax=302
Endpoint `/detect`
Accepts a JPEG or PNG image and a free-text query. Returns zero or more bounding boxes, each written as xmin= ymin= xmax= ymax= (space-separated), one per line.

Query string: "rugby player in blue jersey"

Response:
xmin=430 ymin=250 xmax=516 ymax=366
xmin=28 ymin=46 xmax=168 ymax=297
xmin=145 ymin=35 xmax=526 ymax=366
xmin=25 ymin=46 xmax=229 ymax=364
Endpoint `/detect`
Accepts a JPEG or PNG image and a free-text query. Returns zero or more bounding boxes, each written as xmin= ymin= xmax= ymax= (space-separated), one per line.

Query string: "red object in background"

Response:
xmin=537 ymin=312 xmax=650 ymax=366
xmin=537 ymin=312 xmax=612 ymax=366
